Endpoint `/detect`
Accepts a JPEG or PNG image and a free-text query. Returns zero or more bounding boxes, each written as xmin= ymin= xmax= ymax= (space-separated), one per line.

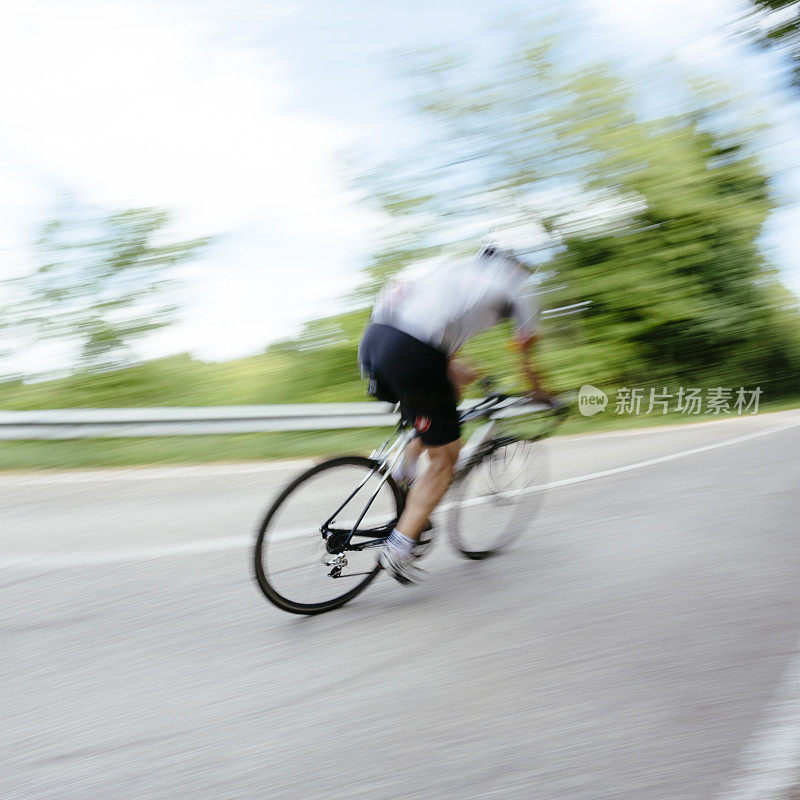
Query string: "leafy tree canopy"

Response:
xmin=3 ymin=206 xmax=209 ymax=374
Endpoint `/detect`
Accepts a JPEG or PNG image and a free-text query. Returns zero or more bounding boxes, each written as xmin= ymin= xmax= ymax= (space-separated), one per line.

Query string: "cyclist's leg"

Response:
xmin=359 ymin=324 xmax=461 ymax=574
xmin=381 ymin=436 xmax=458 ymax=583
xmin=392 ymin=375 xmax=461 ymax=543
xmin=396 ymin=356 xmax=474 ymax=485
xmin=395 ymin=439 xmax=460 ymax=540
xmin=381 ymin=425 xmax=459 ymax=583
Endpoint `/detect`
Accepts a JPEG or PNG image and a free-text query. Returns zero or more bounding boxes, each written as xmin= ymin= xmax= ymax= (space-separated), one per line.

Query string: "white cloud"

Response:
xmin=582 ymin=0 xmax=745 ymax=56
xmin=0 ymin=1 xmax=368 ymax=237
xmin=579 ymin=0 xmax=789 ymax=101
xmin=578 ymin=0 xmax=773 ymax=89
xmin=0 ymin=0 xmax=382 ymax=369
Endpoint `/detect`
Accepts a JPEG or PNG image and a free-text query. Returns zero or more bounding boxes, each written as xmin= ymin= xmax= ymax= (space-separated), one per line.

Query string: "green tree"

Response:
xmin=352 ymin=25 xmax=800 ymax=396
xmin=8 ymin=206 xmax=209 ymax=373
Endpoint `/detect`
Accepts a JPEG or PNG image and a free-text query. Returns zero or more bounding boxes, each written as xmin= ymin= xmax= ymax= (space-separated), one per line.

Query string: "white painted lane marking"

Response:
xmin=3 ymin=417 xmax=798 ymax=571
xmin=715 ymin=635 xmax=800 ymax=800
xmin=443 ymin=417 xmax=800 ymax=511
xmin=1 ymin=521 xmax=346 ymax=569
xmin=1 ymin=536 xmax=253 ymax=569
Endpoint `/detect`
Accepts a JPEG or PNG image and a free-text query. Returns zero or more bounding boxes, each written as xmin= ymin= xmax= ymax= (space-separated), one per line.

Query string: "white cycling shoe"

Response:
xmin=379 ymin=545 xmax=426 ymax=586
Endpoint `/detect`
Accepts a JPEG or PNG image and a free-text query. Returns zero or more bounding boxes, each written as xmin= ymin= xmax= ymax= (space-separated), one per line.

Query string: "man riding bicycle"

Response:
xmin=358 ymin=243 xmax=553 ymax=585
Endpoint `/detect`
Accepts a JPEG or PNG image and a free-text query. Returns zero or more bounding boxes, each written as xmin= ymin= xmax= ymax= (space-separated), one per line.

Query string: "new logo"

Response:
xmin=578 ymin=385 xmax=608 ymax=416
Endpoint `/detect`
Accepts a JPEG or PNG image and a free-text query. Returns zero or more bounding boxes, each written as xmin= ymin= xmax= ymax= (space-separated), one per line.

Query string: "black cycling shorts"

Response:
xmin=358 ymin=323 xmax=460 ymax=446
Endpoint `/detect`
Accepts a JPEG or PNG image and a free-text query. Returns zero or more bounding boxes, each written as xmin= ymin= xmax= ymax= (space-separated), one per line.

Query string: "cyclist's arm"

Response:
xmin=513 ymin=332 xmax=553 ymax=404
xmin=447 ymin=354 xmax=478 ymax=401
xmin=507 ymin=285 xmax=552 ymax=402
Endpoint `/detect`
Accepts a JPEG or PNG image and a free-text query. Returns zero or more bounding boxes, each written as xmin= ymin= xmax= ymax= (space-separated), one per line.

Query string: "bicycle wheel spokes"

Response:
xmin=254 ymin=456 xmax=403 ymax=614
xmin=448 ymin=438 xmax=548 ymax=559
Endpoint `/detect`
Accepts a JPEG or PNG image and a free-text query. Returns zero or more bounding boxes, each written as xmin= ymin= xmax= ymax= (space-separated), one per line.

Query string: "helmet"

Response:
xmin=478 ymin=240 xmax=534 ymax=273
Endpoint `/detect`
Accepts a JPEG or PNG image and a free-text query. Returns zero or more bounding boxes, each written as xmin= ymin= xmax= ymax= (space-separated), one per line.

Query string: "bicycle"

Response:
xmin=253 ymin=387 xmax=571 ymax=615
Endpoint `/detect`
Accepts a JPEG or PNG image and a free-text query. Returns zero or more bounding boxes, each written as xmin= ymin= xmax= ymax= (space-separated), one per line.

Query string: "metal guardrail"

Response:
xmin=0 ymin=399 xmax=547 ymax=440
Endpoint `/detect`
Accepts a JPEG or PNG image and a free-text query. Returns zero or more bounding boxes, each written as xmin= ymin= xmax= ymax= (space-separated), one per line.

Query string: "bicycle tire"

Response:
xmin=254 ymin=455 xmax=404 ymax=615
xmin=448 ymin=437 xmax=548 ymax=560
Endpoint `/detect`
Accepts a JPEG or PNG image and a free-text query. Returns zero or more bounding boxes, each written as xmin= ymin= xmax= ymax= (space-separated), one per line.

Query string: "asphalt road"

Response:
xmin=3 ymin=410 xmax=800 ymax=799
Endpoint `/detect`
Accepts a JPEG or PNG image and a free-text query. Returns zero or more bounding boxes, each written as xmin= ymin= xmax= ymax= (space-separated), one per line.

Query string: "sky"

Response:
xmin=0 ymin=0 xmax=798 ymax=375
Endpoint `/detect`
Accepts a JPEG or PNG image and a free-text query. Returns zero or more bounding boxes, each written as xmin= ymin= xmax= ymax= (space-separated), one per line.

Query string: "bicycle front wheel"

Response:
xmin=448 ymin=437 xmax=548 ymax=559
xmin=254 ymin=456 xmax=404 ymax=615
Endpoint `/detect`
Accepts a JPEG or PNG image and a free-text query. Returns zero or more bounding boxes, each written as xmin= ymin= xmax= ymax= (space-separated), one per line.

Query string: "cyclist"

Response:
xmin=358 ymin=243 xmax=553 ymax=584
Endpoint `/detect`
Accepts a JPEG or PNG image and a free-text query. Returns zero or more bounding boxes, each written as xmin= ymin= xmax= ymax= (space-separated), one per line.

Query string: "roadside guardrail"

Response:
xmin=0 ymin=398 xmax=547 ymax=440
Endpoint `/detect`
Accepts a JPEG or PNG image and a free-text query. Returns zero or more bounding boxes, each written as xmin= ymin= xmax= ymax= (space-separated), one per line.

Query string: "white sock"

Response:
xmin=387 ymin=528 xmax=415 ymax=558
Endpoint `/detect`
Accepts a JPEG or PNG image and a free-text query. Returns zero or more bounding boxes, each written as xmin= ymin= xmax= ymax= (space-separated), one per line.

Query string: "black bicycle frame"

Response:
xmin=320 ymin=395 xmax=567 ymax=552
xmin=320 ymin=424 xmax=412 ymax=551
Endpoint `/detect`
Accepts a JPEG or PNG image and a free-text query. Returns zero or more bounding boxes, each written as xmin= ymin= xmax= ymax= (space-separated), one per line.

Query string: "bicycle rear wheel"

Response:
xmin=448 ymin=437 xmax=548 ymax=559
xmin=254 ymin=456 xmax=404 ymax=615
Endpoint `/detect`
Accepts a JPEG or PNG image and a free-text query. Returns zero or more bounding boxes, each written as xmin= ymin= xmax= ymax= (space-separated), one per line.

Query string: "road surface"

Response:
xmin=2 ymin=410 xmax=800 ymax=799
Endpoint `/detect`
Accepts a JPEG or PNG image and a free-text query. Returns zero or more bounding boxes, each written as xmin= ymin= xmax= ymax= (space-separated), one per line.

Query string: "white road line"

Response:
xmin=3 ymin=417 xmax=799 ymax=571
xmin=537 ymin=408 xmax=799 ymax=443
xmin=0 ymin=522 xmax=336 ymax=569
xmin=715 ymin=635 xmax=800 ymax=800
xmin=443 ymin=416 xmax=800 ymax=511
xmin=1 ymin=536 xmax=254 ymax=569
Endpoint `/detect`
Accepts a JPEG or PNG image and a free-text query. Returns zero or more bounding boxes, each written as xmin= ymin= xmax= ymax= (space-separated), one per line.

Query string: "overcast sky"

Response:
xmin=0 ymin=0 xmax=797 ymax=373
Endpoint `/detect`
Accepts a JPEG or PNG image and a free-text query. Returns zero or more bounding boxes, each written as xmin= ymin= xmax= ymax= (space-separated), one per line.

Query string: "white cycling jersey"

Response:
xmin=370 ymin=249 xmax=540 ymax=356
